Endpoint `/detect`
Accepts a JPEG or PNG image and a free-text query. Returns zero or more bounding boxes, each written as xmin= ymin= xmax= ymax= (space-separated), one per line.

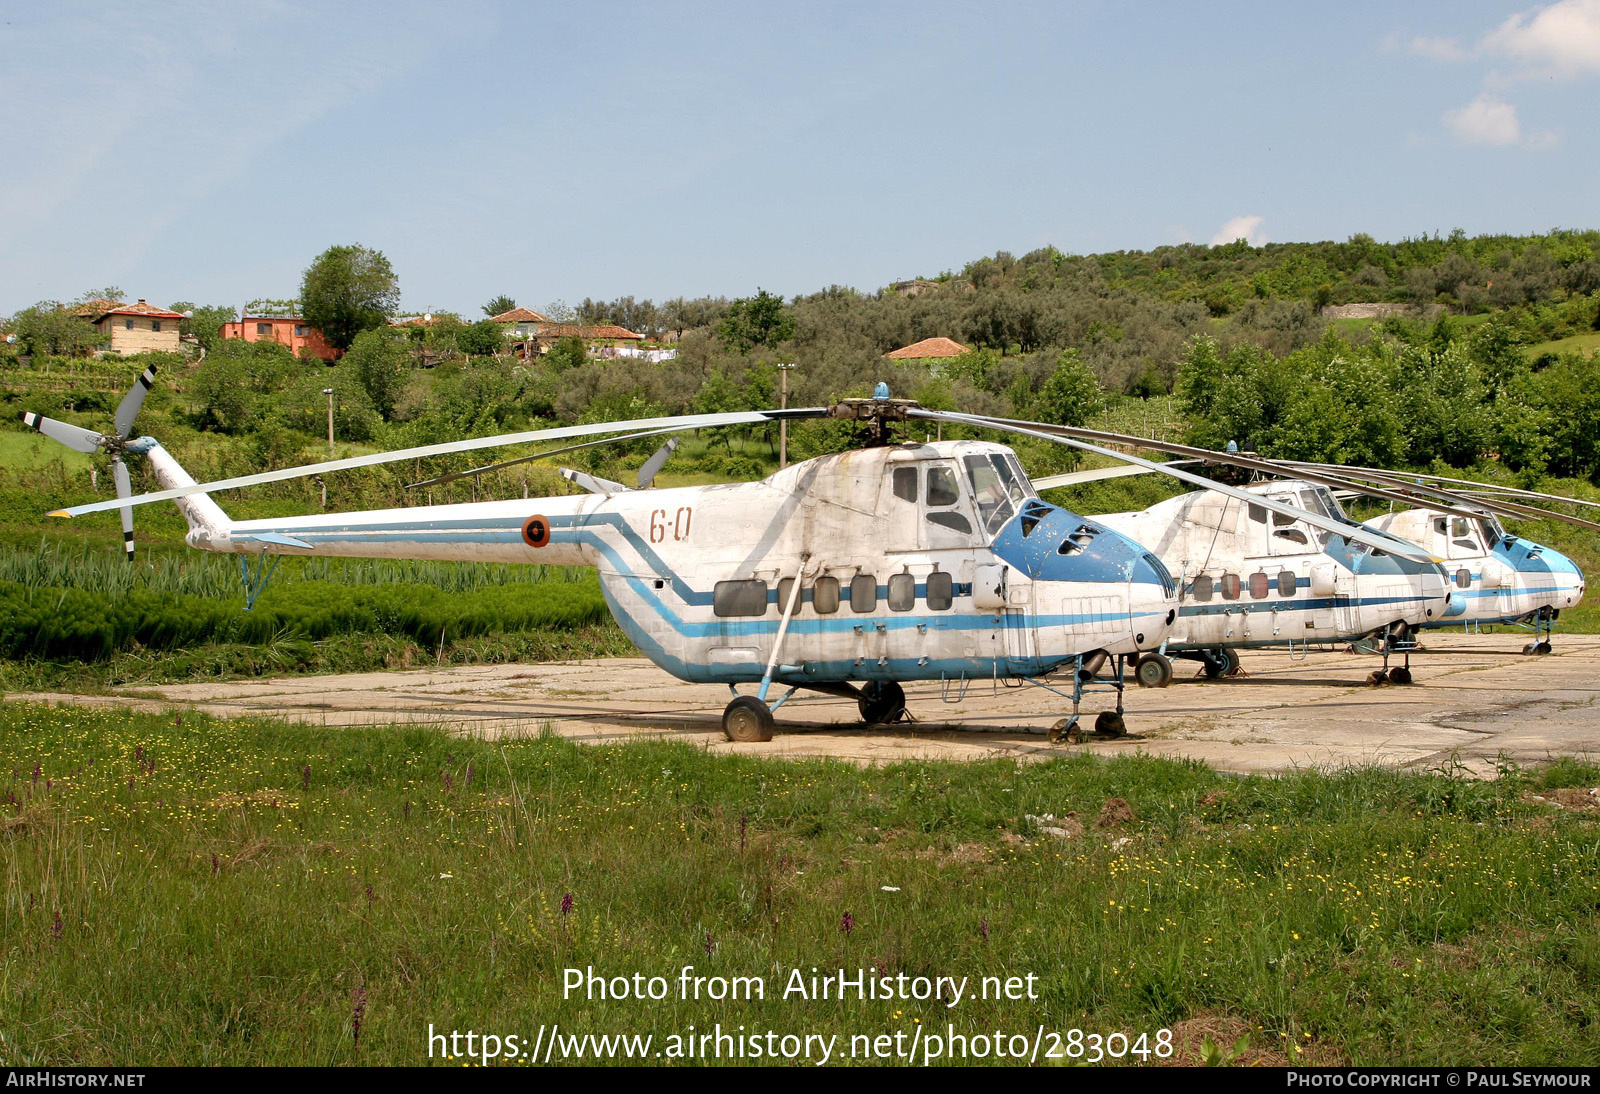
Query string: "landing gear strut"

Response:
xmin=1368 ymin=623 xmax=1417 ymax=686
xmin=1048 ymin=652 xmax=1128 ymax=743
xmin=1523 ymin=607 xmax=1557 ymax=655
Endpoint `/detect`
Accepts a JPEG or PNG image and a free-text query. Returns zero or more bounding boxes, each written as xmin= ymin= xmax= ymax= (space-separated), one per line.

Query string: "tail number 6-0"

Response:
xmin=649 ymin=507 xmax=693 ymax=544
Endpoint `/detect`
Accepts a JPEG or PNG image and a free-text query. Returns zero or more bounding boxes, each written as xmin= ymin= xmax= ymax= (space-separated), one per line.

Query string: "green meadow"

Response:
xmin=2 ymin=702 xmax=1599 ymax=1066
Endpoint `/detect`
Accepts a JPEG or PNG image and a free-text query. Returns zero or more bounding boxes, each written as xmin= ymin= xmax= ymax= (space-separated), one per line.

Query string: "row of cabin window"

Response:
xmin=1190 ymin=570 xmax=1298 ymax=602
xmin=713 ymin=573 xmax=955 ymax=618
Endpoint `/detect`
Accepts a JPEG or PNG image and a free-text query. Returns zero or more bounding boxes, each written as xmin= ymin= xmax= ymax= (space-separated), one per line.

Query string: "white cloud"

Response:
xmin=1210 ymin=216 xmax=1267 ymax=247
xmin=1482 ymin=0 xmax=1600 ymax=78
xmin=1443 ymin=93 xmax=1523 ymax=146
xmin=1409 ymin=34 xmax=1469 ymax=60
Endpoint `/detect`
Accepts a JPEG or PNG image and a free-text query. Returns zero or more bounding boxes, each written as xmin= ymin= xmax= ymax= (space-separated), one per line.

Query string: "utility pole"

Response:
xmin=777 ymin=363 xmax=795 ymax=468
xmin=323 ymin=388 xmax=335 ymax=455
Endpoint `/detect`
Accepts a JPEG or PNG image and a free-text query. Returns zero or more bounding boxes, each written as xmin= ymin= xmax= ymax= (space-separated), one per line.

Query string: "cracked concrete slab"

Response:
xmin=8 ymin=634 xmax=1599 ymax=774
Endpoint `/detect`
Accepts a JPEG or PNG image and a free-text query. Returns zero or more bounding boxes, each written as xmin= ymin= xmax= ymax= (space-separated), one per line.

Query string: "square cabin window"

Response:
xmin=849 ymin=574 xmax=877 ymax=613
xmin=1191 ymin=575 xmax=1214 ymax=602
xmin=926 ymin=571 xmax=953 ymax=611
xmin=927 ymin=466 xmax=959 ymax=507
xmin=892 ymin=466 xmax=917 ymax=502
xmin=1219 ymin=573 xmax=1242 ymax=600
xmin=712 ymin=579 xmax=768 ymax=617
xmin=888 ymin=573 xmax=915 ymax=611
xmin=1249 ymin=572 xmax=1270 ymax=599
xmin=1277 ymin=571 xmax=1297 ymax=596
xmin=776 ymin=578 xmax=800 ymax=614
xmin=811 ymin=576 xmax=840 ymax=614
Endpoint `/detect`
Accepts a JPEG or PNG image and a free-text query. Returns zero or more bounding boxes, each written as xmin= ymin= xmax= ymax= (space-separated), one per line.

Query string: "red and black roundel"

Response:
xmin=521 ymin=514 xmax=552 ymax=548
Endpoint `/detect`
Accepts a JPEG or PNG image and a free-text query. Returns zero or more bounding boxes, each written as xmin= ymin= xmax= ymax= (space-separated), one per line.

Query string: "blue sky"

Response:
xmin=2 ymin=0 xmax=1597 ymax=317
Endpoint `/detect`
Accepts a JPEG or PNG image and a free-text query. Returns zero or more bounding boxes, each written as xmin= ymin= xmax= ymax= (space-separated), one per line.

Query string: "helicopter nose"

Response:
xmin=1128 ymin=578 xmax=1178 ymax=650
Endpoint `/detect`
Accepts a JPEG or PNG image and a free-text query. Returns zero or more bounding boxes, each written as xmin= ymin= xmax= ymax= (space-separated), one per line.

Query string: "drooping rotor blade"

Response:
xmin=1282 ymin=460 xmax=1600 ymax=513
xmin=559 ymin=468 xmax=630 ymax=495
xmin=111 ymin=456 xmax=135 ymax=562
xmin=50 ymin=408 xmax=826 ymax=519
xmin=406 ymin=425 xmax=688 ymax=489
xmin=636 ymin=436 xmax=679 ymax=489
xmin=1032 ymin=460 xmax=1195 ymax=490
xmin=908 ymin=409 xmax=1439 ymax=563
xmin=982 ymin=417 xmax=1494 ymax=524
xmin=112 ymin=365 xmax=158 ymax=438
xmin=1271 ymin=460 xmax=1600 ymax=534
xmin=21 ymin=412 xmax=102 ymax=454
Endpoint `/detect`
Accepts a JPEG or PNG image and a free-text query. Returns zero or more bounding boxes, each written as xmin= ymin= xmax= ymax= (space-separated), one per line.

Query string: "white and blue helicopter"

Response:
xmin=1274 ymin=463 xmax=1593 ymax=654
xmin=24 ymin=374 xmax=1438 ymax=742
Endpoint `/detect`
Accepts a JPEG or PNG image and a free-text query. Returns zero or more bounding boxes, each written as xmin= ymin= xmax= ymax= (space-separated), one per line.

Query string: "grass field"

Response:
xmin=1529 ymin=331 xmax=1600 ymax=361
xmin=2 ymin=703 xmax=1598 ymax=1066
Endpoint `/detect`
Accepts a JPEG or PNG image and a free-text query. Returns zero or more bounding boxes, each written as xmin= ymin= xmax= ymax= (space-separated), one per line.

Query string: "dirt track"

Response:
xmin=11 ymin=634 xmax=1600 ymax=775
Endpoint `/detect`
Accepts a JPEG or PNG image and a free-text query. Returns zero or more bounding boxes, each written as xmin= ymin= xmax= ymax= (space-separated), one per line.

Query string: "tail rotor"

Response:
xmin=21 ymin=365 xmax=157 ymax=562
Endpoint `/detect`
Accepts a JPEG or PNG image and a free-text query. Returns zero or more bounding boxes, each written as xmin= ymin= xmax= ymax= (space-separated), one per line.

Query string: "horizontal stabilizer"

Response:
xmin=559 ymin=468 xmax=630 ymax=495
xmin=232 ymin=532 xmax=315 ymax=550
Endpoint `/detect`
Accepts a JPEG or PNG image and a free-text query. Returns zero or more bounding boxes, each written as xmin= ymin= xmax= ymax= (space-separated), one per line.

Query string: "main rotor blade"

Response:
xmin=982 ymin=417 xmax=1493 ymax=524
xmin=1032 ymin=460 xmax=1195 ymax=490
xmin=21 ymin=412 xmax=102 ymax=454
xmin=636 ymin=436 xmax=678 ymax=489
xmin=51 ymin=408 xmax=826 ymax=518
xmin=1283 ymin=460 xmax=1600 ymax=514
xmin=405 ymin=425 xmax=688 ymax=489
xmin=909 ymin=409 xmax=1438 ymax=563
xmin=112 ymin=365 xmax=158 ymax=438
xmin=1273 ymin=461 xmax=1600 ymax=533
xmin=111 ymin=456 xmax=135 ymax=562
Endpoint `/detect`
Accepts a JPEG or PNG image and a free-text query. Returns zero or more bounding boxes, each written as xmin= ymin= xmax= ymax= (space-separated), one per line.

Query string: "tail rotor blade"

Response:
xmin=112 ymin=365 xmax=158 ymax=438
xmin=636 ymin=437 xmax=679 ymax=489
xmin=21 ymin=412 xmax=102 ymax=454
xmin=112 ymin=456 xmax=135 ymax=562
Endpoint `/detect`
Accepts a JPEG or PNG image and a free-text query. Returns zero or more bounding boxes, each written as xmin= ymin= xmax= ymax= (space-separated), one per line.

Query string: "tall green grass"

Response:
xmin=1 ymin=703 xmax=1597 ymax=1065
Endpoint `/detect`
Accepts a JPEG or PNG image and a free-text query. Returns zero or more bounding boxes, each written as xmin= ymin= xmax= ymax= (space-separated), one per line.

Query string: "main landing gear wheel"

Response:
xmin=1388 ymin=665 xmax=1413 ymax=686
xmin=1367 ymin=669 xmax=1389 ymax=687
xmin=1135 ymin=652 xmax=1173 ymax=689
xmin=1093 ymin=711 xmax=1127 ymax=738
xmin=858 ymin=680 xmax=907 ymax=725
xmin=1524 ymin=641 xmax=1553 ymax=655
xmin=1202 ymin=649 xmax=1240 ymax=679
xmin=723 ymin=696 xmax=775 ymax=743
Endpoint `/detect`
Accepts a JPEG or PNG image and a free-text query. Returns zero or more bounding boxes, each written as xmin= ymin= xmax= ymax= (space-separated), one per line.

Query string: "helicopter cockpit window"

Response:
xmin=849 ymin=574 xmax=877 ymax=613
xmin=892 ymin=466 xmax=918 ymax=502
xmin=812 ymin=576 xmax=840 ymax=614
xmin=926 ymin=571 xmax=953 ymax=610
xmin=927 ymin=466 xmax=959 ymax=507
xmin=963 ymin=454 xmax=1030 ymax=534
xmin=1454 ymin=537 xmax=1481 ymax=553
xmin=1248 ymin=503 xmax=1268 ymax=523
xmin=1275 ymin=528 xmax=1310 ymax=546
xmin=927 ymin=512 xmax=973 ymax=535
xmin=1479 ymin=516 xmax=1508 ymax=543
xmin=888 ymin=573 xmax=915 ymax=611
xmin=1301 ymin=488 xmax=1341 ymax=520
xmin=1451 ymin=518 xmax=1470 ymax=538
xmin=713 ymin=580 xmax=768 ymax=618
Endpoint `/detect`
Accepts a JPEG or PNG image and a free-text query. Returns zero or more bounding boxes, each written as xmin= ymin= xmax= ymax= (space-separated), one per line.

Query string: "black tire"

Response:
xmin=858 ymin=680 xmax=907 ymax=725
xmin=1201 ymin=649 xmax=1239 ymax=679
xmin=1135 ymin=653 xmax=1173 ymax=689
xmin=1093 ymin=711 xmax=1127 ymax=738
xmin=1537 ymin=641 xmax=1553 ymax=655
xmin=1389 ymin=666 xmax=1412 ymax=686
xmin=1367 ymin=669 xmax=1388 ymax=687
xmin=723 ymin=696 xmax=775 ymax=742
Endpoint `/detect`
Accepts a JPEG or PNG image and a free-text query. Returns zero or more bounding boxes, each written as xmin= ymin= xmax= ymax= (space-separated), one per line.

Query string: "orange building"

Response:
xmin=220 ymin=313 xmax=341 ymax=361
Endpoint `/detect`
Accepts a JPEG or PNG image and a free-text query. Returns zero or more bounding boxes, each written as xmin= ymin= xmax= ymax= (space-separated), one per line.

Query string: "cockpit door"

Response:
xmin=1265 ymin=494 xmax=1314 ymax=556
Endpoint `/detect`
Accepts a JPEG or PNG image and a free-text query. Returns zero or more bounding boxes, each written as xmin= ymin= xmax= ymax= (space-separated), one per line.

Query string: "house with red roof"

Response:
xmin=885 ymin=336 xmax=970 ymax=361
xmin=220 ymin=310 xmax=341 ymax=361
xmin=489 ymin=306 xmax=551 ymax=340
xmin=79 ymin=299 xmax=185 ymax=356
